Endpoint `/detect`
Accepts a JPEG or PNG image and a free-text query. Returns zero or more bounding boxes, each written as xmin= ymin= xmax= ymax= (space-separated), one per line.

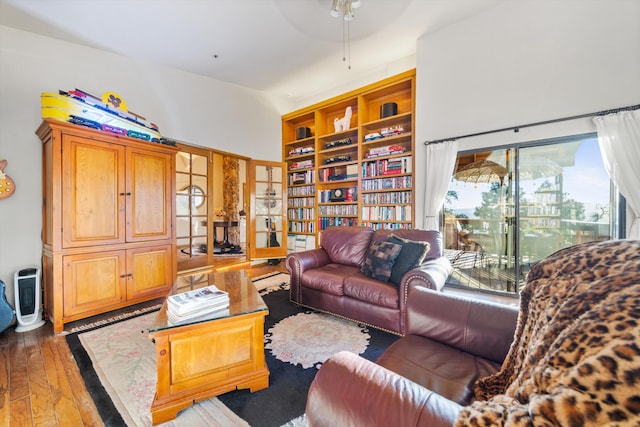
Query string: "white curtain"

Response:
xmin=593 ymin=109 xmax=640 ymax=239
xmin=423 ymin=140 xmax=459 ymax=230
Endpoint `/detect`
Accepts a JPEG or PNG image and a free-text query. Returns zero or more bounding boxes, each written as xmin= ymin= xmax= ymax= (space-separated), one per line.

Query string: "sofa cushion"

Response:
xmin=373 ymin=228 xmax=443 ymax=260
xmin=386 ymin=234 xmax=431 ymax=285
xmin=301 ymin=263 xmax=361 ymax=296
xmin=321 ymin=226 xmax=374 ymax=267
xmin=360 ymin=241 xmax=402 ymax=282
xmin=343 ymin=273 xmax=399 ymax=309
xmin=376 ymin=334 xmax=501 ymax=406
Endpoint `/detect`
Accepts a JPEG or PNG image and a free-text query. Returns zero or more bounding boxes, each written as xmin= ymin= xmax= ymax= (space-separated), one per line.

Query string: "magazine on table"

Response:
xmin=167 ymin=303 xmax=230 ymax=325
xmin=167 ymin=297 xmax=230 ymax=318
xmin=167 ymin=285 xmax=229 ymax=317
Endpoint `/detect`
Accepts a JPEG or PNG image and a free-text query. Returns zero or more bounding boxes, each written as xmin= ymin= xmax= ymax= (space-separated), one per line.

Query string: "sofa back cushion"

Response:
xmin=386 ymin=235 xmax=431 ymax=285
xmin=407 ymin=288 xmax=518 ymax=364
xmin=373 ymin=229 xmax=443 ymax=260
xmin=321 ymin=226 xmax=374 ymax=267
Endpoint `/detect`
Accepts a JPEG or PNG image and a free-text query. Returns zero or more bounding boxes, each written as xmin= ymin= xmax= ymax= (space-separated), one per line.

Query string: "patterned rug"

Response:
xmin=66 ymin=273 xmax=399 ymax=426
xmin=265 ymin=312 xmax=370 ymax=369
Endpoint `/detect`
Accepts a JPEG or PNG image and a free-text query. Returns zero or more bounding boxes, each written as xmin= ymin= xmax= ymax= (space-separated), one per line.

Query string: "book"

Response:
xmin=167 ymin=285 xmax=229 ymax=317
xmin=167 ymin=303 xmax=230 ymax=325
xmin=168 ymin=297 xmax=229 ymax=318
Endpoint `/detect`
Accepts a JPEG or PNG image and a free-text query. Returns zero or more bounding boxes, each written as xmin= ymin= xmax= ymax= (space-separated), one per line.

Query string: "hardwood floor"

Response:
xmin=0 ymin=262 xmax=287 ymax=427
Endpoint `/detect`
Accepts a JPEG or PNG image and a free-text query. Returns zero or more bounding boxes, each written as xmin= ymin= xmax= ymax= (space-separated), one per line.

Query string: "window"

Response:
xmin=443 ymin=134 xmax=621 ymax=294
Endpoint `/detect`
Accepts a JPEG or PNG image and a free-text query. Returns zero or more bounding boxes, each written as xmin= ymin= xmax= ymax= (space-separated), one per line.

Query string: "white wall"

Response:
xmin=287 ymin=54 xmax=417 ymax=111
xmin=0 ymin=25 xmax=281 ymax=306
xmin=414 ymin=0 xmax=640 ymax=228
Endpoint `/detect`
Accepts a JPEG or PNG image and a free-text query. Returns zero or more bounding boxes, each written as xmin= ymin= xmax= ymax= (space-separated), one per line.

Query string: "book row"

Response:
xmin=318 ymin=217 xmax=358 ymax=230
xmin=287 ymin=208 xmax=315 ymax=220
xmin=361 ymin=205 xmax=412 ymax=221
xmin=361 ymin=176 xmax=412 ymax=191
xmin=288 ymin=221 xmax=315 ymax=233
xmin=361 ymin=222 xmax=413 ymax=230
xmin=288 ymin=185 xmax=315 ymax=197
xmin=318 ymin=204 xmax=358 ymax=216
xmin=361 ymin=191 xmax=412 ymax=205
xmin=289 ymin=170 xmax=315 ymax=185
xmin=288 ymin=197 xmax=315 ymax=207
xmin=290 ymin=159 xmax=314 ymax=170
xmin=361 ymin=156 xmax=412 ymax=177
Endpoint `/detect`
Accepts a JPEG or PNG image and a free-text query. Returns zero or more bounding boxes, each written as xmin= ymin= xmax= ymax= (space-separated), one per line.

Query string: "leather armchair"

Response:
xmin=306 ymin=286 xmax=518 ymax=427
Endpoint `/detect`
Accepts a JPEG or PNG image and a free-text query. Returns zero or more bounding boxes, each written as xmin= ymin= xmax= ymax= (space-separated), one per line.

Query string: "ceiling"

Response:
xmin=0 ymin=0 xmax=502 ymax=102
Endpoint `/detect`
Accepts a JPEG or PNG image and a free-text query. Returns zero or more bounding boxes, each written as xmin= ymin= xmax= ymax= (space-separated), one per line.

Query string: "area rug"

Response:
xmin=66 ymin=273 xmax=399 ymax=426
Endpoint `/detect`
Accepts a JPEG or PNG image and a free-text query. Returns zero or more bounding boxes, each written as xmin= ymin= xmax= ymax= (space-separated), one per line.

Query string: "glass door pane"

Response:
xmin=176 ymin=151 xmax=209 ymax=261
xmin=518 ymin=137 xmax=614 ymax=269
xmin=444 ymin=149 xmax=517 ymax=293
xmin=249 ymin=161 xmax=287 ymax=260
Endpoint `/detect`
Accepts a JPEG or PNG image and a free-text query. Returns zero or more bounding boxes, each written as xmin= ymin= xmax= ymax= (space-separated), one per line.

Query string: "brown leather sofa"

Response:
xmin=306 ymin=286 xmax=518 ymax=426
xmin=285 ymin=226 xmax=452 ymax=335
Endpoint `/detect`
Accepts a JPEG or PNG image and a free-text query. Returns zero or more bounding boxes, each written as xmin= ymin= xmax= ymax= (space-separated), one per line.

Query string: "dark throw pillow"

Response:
xmin=386 ymin=235 xmax=431 ymax=285
xmin=361 ymin=241 xmax=403 ymax=282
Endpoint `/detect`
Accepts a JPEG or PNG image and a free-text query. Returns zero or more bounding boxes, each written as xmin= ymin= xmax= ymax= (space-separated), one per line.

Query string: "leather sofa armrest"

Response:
xmin=401 ymin=256 xmax=453 ymax=291
xmin=405 ymin=287 xmax=518 ymax=364
xmin=306 ymin=351 xmax=462 ymax=427
xmin=285 ymin=248 xmax=331 ymax=303
xmin=396 ymin=257 xmax=452 ymax=334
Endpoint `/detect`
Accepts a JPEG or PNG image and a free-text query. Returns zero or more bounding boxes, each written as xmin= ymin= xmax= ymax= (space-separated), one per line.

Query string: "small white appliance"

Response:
xmin=14 ymin=267 xmax=45 ymax=332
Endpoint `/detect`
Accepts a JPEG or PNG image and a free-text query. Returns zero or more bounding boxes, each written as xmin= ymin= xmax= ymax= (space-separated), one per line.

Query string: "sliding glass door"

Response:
xmin=443 ymin=134 xmax=619 ymax=294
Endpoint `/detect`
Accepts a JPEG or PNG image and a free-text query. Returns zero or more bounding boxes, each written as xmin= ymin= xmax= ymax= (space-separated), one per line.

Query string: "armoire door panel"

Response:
xmin=126 ymin=244 xmax=173 ymax=300
xmin=127 ymin=148 xmax=173 ymax=242
xmin=62 ymin=136 xmax=126 ymax=248
xmin=63 ymin=251 xmax=126 ymax=317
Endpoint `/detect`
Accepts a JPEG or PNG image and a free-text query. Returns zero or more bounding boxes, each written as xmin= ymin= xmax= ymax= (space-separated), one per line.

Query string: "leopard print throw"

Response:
xmin=455 ymin=239 xmax=640 ymax=427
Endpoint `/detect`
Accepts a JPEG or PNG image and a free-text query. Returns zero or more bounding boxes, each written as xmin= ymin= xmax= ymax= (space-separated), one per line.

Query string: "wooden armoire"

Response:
xmin=37 ymin=119 xmax=177 ymax=333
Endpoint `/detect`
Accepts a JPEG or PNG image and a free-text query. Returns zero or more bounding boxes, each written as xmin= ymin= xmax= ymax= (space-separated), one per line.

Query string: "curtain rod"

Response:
xmin=424 ymin=103 xmax=640 ymax=145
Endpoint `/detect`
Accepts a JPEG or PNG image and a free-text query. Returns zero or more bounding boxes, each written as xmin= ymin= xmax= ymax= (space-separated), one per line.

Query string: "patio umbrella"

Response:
xmin=453 ymin=159 xmax=508 ymax=184
xmin=453 ymin=159 xmax=509 ymax=264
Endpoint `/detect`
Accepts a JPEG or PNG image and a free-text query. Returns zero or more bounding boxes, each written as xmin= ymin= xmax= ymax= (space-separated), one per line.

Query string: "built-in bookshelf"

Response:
xmin=282 ymin=69 xmax=416 ymax=248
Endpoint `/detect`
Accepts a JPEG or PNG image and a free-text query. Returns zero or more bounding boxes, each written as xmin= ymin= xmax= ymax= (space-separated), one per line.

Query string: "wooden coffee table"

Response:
xmin=148 ymin=270 xmax=269 ymax=425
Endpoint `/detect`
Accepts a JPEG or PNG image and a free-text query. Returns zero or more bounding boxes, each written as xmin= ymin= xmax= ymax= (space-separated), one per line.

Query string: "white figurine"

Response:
xmin=333 ymin=106 xmax=353 ymax=132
